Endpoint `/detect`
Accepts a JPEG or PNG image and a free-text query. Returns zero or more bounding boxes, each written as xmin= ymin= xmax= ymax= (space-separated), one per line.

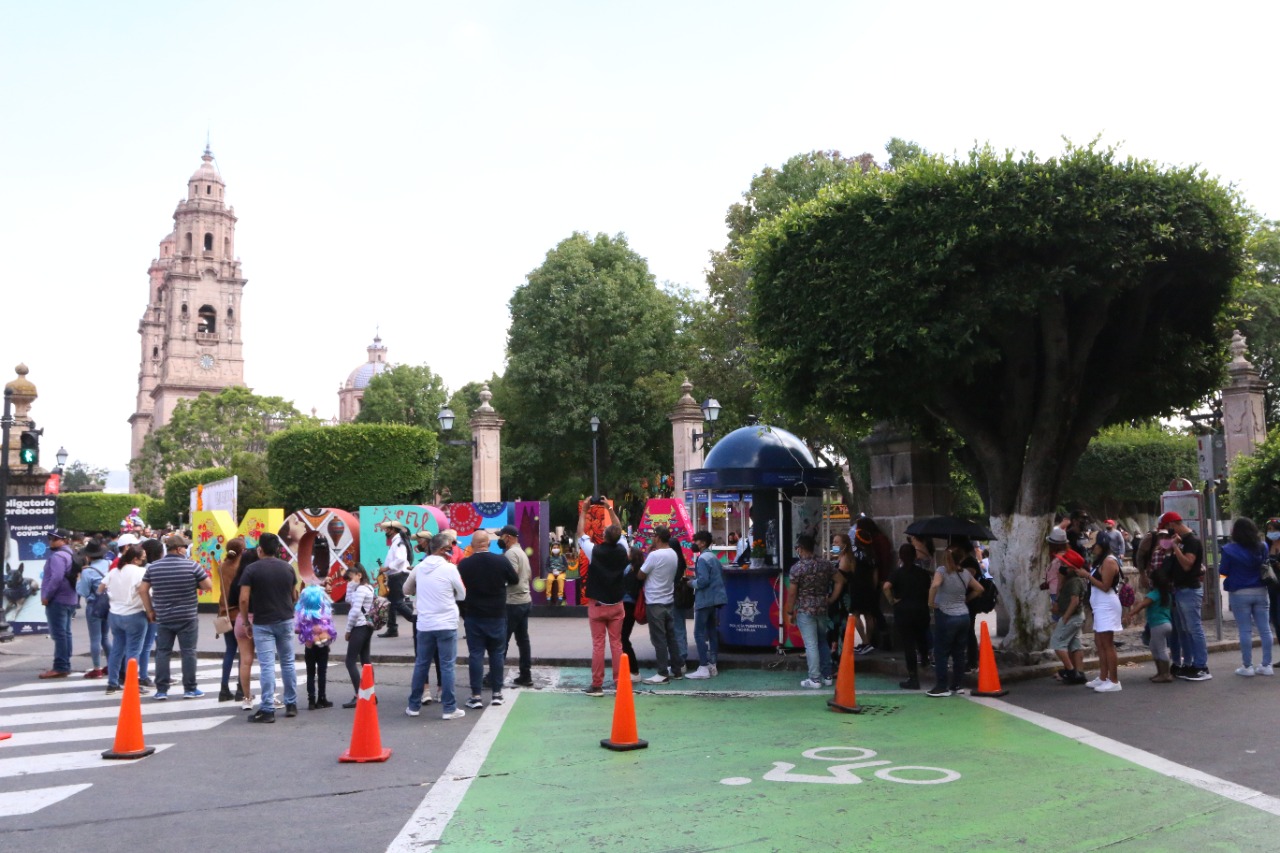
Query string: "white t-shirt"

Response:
xmin=106 ymin=564 xmax=147 ymax=615
xmin=579 ymin=533 xmax=629 ymax=562
xmin=413 ymin=556 xmax=466 ymax=632
xmin=639 ymin=548 xmax=679 ymax=605
xmin=384 ymin=538 xmax=410 ymax=574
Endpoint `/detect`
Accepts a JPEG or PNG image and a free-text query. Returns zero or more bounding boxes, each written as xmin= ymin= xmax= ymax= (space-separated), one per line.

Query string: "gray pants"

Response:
xmin=155 ymin=618 xmax=200 ymax=693
xmin=647 ymin=603 xmax=682 ymax=676
xmin=1149 ymin=622 xmax=1173 ymax=662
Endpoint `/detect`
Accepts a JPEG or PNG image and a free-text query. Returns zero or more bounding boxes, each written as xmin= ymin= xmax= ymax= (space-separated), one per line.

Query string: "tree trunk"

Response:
xmin=987 ymin=513 xmax=1054 ymax=659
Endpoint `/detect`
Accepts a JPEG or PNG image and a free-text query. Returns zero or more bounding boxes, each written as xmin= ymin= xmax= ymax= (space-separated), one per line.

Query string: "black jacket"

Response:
xmin=458 ymin=552 xmax=518 ymax=619
xmin=586 ymin=541 xmax=628 ymax=605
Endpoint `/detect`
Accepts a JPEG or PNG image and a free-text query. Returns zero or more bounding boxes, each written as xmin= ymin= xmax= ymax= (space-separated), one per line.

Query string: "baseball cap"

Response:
xmin=1105 ymin=519 xmax=1116 ymax=527
xmin=498 ymin=525 xmax=520 ymax=539
xmin=46 ymin=528 xmax=72 ymax=540
xmin=1158 ymin=511 xmax=1182 ymax=527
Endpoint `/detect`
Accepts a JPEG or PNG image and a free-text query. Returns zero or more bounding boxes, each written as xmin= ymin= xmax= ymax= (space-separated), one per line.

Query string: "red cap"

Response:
xmin=1158 ymin=511 xmax=1182 ymax=527
xmin=1105 ymin=519 xmax=1116 ymax=526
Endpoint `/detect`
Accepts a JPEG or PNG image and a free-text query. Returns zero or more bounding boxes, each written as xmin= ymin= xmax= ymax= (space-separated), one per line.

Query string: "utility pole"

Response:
xmin=0 ymin=388 xmax=14 ymax=641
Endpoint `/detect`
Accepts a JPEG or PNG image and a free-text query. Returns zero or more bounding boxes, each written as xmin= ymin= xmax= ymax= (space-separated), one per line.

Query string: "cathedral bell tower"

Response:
xmin=129 ymin=146 xmax=247 ymax=468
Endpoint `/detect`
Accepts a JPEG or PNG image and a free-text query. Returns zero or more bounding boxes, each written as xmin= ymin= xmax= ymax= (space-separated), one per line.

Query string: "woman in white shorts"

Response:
xmin=1079 ymin=537 xmax=1124 ymax=692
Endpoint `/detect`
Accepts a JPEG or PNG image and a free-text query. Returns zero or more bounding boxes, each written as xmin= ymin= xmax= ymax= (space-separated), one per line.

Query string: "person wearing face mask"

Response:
xmin=1266 ymin=519 xmax=1280 ymax=642
xmin=546 ymin=542 xmax=568 ymax=605
xmin=1157 ymin=512 xmax=1209 ymax=681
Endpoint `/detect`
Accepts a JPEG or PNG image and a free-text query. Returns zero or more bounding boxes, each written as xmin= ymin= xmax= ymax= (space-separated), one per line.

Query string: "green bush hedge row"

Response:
xmin=267 ymin=424 xmax=437 ymax=512
xmin=56 ymin=494 xmax=163 ymax=534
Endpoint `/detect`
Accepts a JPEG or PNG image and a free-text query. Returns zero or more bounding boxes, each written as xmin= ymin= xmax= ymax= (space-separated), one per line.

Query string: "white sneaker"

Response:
xmin=822 ymin=677 xmax=834 ymax=686
xmin=799 ymin=678 xmax=824 ymax=689
xmin=1084 ymin=677 xmax=1103 ymax=689
xmin=241 ymin=695 xmax=256 ymax=710
xmin=643 ymin=674 xmax=670 ymax=685
xmin=686 ymin=666 xmax=712 ymax=679
xmin=405 ymin=707 xmax=420 ymax=717
xmin=709 ymin=664 xmax=719 ymax=677
xmin=1093 ymin=679 xmax=1118 ymax=692
xmin=1256 ymin=664 xmax=1274 ymax=676
xmin=273 ymin=698 xmax=285 ymax=710
xmin=442 ymin=709 xmax=466 ymax=720
xmin=1236 ymin=665 xmax=1256 ymax=677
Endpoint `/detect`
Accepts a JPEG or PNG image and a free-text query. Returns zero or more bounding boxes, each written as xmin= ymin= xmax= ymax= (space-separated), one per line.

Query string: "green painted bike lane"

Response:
xmin=439 ymin=690 xmax=1279 ymax=851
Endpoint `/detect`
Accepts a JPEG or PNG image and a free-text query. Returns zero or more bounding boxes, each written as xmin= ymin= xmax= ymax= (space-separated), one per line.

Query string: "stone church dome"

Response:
xmin=344 ymin=335 xmax=390 ymax=390
xmin=189 ymin=145 xmax=225 ymax=185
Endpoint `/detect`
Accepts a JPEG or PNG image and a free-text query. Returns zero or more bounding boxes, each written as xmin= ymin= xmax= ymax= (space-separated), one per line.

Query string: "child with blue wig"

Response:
xmin=296 ymin=584 xmax=336 ymax=709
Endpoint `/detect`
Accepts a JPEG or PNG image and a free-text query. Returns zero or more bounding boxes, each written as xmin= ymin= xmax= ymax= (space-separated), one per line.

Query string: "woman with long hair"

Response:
xmin=621 ymin=546 xmax=644 ymax=676
xmin=342 ymin=563 xmax=376 ymax=708
xmin=226 ymin=538 xmax=259 ymax=708
xmin=926 ymin=544 xmax=985 ymax=697
xmin=217 ymin=537 xmax=246 ymax=702
xmin=103 ymin=544 xmax=151 ymax=695
xmin=1080 ymin=536 xmax=1123 ymax=692
xmin=1221 ymin=516 xmax=1273 ymax=676
xmin=847 ymin=524 xmax=882 ymax=655
xmin=829 ymin=533 xmax=855 ymax=656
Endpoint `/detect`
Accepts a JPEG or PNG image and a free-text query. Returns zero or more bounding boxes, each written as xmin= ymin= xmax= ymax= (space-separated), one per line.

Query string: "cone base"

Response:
xmin=826 ymin=700 xmax=864 ymax=714
xmin=0 ymin=733 xmax=11 ymax=741
xmin=339 ymin=748 xmax=392 ymax=763
xmin=972 ymin=688 xmax=1008 ymax=697
xmin=601 ymin=738 xmax=648 ymax=751
xmin=102 ymin=746 xmax=156 ymax=760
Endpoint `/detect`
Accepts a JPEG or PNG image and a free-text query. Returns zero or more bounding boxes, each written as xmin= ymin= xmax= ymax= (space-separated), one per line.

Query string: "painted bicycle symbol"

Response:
xmin=720 ymin=746 xmax=960 ymax=787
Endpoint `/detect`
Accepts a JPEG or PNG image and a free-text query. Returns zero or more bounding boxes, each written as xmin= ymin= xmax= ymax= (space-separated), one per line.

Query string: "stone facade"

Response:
xmin=338 ymin=335 xmax=391 ymax=422
xmin=129 ymin=147 xmax=247 ymax=465
xmin=668 ymin=378 xmax=705 ymax=505
xmin=1222 ymin=330 xmax=1268 ymax=471
xmin=469 ymin=384 xmax=505 ymax=503
xmin=861 ymin=422 xmax=951 ymax=545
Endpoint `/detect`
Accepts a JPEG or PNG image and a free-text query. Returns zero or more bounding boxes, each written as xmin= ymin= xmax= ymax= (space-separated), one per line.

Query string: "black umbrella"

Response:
xmin=904 ymin=516 xmax=997 ymax=541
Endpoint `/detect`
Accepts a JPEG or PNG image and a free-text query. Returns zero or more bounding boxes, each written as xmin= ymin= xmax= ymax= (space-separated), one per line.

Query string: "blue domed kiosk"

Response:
xmin=685 ymin=425 xmax=841 ymax=648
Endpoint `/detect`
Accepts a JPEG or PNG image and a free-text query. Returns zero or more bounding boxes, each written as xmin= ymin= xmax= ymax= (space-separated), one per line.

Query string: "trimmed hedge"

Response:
xmin=267 ymin=424 xmax=437 ymax=512
xmin=161 ymin=467 xmax=232 ymax=526
xmin=1061 ymin=424 xmax=1197 ymax=513
xmin=57 ymin=494 xmax=162 ymax=534
xmin=1231 ymin=433 xmax=1280 ymax=522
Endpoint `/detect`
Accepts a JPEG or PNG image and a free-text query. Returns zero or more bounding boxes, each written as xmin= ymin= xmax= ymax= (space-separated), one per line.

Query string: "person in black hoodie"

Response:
xmin=583 ymin=525 xmax=629 ymax=696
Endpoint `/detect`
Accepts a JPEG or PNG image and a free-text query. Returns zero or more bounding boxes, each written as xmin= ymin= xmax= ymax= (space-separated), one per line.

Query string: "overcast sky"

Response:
xmin=2 ymin=0 xmax=1276 ymax=485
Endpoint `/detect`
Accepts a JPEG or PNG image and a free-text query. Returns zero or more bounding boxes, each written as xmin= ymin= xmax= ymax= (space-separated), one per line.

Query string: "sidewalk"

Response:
xmin=2 ymin=609 xmax=1271 ymax=684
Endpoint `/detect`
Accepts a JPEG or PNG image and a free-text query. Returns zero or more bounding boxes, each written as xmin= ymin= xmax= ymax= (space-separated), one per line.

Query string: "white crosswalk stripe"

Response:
xmin=0 ymin=784 xmax=93 ymax=817
xmin=0 ymin=745 xmax=174 ymax=779
xmin=1 ymin=659 xmax=296 ymax=694
xmin=0 ymin=716 xmax=233 ymax=748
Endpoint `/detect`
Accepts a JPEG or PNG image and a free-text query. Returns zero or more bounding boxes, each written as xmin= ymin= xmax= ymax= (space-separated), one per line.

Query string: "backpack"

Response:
xmin=368 ymin=596 xmax=389 ymax=632
xmin=969 ymin=574 xmax=999 ymax=614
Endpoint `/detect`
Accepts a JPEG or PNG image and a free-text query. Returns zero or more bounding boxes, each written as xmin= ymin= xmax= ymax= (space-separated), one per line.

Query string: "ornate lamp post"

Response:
xmin=691 ymin=397 xmax=721 ymax=451
xmin=590 ymin=416 xmax=601 ymax=500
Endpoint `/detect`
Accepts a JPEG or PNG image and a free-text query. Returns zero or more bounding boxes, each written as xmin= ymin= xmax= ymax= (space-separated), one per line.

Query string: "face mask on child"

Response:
xmin=1267 ymin=532 xmax=1280 ymax=542
xmin=1158 ymin=537 xmax=1174 ymax=549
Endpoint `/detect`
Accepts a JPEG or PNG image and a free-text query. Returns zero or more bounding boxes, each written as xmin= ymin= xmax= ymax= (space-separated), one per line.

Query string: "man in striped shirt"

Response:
xmin=139 ymin=534 xmax=213 ymax=700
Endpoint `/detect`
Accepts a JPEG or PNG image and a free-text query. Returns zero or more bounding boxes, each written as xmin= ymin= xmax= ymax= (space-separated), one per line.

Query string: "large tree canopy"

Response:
xmin=130 ymin=387 xmax=311 ymax=494
xmin=355 ymin=363 xmax=448 ymax=430
xmin=501 ymin=232 xmax=682 ymax=520
xmin=749 ymin=144 xmax=1247 ymax=651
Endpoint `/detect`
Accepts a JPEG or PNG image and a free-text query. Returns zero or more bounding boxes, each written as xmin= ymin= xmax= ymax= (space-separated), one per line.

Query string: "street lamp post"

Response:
xmin=55 ymin=446 xmax=68 ymax=472
xmin=590 ymin=416 xmax=600 ymax=500
xmin=0 ymin=388 xmax=14 ymax=640
xmin=434 ymin=407 xmax=478 ymax=503
xmin=691 ymin=397 xmax=722 ymax=452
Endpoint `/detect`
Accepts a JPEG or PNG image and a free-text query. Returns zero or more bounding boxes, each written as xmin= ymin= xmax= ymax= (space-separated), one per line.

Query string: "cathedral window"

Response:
xmin=206 ymin=185 xmax=212 ymax=195
xmin=152 ymin=346 xmax=159 ymax=358
xmin=198 ymin=305 xmax=216 ymax=334
xmin=204 ymin=233 xmax=213 ymax=251
xmin=184 ymin=233 xmax=193 ymax=254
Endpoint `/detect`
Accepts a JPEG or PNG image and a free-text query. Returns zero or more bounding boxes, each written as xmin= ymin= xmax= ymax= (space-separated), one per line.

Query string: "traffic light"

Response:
xmin=19 ymin=429 xmax=39 ymax=465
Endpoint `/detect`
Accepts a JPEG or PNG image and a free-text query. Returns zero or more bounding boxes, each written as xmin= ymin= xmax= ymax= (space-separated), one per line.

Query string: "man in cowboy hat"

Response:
xmin=378 ymin=520 xmax=414 ymax=638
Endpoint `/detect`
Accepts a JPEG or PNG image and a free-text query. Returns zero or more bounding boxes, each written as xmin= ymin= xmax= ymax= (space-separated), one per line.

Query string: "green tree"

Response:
xmin=1233 ymin=219 xmax=1280 ymax=421
xmin=354 ymin=363 xmax=448 ymax=429
xmin=129 ymin=387 xmax=311 ymax=493
xmin=61 ymin=460 xmax=108 ymax=493
xmin=1231 ymin=431 xmax=1280 ymax=522
xmin=749 ymin=143 xmax=1247 ymax=653
xmin=502 ymin=232 xmax=681 ymax=521
xmin=267 ymin=424 xmax=437 ymax=511
xmin=1060 ymin=424 xmax=1198 ymax=517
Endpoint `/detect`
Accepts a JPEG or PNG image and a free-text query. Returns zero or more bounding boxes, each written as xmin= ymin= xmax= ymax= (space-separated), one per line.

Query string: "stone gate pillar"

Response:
xmin=668 ymin=378 xmax=705 ymax=511
xmin=860 ymin=422 xmax=951 ymax=545
xmin=1222 ymin=330 xmax=1268 ymax=471
xmin=469 ymin=384 xmax=505 ymax=503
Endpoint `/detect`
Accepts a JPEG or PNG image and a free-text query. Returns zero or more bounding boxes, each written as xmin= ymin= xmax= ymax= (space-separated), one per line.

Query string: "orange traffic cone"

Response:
xmin=340 ymin=664 xmax=392 ymax=763
xmin=828 ymin=615 xmax=864 ymax=714
xmin=601 ymin=654 xmax=648 ymax=751
xmin=102 ymin=658 xmax=156 ymax=760
xmin=972 ymin=621 xmax=1008 ymax=697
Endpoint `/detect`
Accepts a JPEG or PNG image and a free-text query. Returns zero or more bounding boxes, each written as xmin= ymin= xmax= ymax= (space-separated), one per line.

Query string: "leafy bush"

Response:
xmin=1060 ymin=424 xmax=1197 ymax=515
xmin=1231 ymin=432 xmax=1280 ymax=522
xmin=267 ymin=424 xmax=437 ymax=512
xmin=161 ymin=467 xmax=232 ymax=526
xmin=58 ymin=494 xmax=161 ymax=533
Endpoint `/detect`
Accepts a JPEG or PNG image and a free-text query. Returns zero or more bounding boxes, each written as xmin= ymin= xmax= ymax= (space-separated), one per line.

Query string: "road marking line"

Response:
xmin=0 ymin=783 xmax=93 ymax=817
xmin=1 ymin=680 xmax=307 ymax=728
xmin=0 ymin=715 xmax=234 ymax=748
xmin=0 ymin=744 xmax=172 ymax=779
xmin=386 ymin=692 xmax=520 ymax=852
xmin=969 ymin=696 xmax=1280 ymax=817
xmin=1 ymin=664 xmax=295 ymax=693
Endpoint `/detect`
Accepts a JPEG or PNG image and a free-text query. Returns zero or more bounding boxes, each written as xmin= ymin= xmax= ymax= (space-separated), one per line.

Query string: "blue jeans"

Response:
xmin=87 ymin=610 xmax=111 ymax=669
xmin=252 ymin=620 xmax=298 ymax=709
xmin=155 ymin=618 xmax=200 ymax=693
xmin=464 ymin=616 xmax=506 ymax=697
xmin=693 ymin=605 xmax=721 ymax=667
xmin=673 ymin=606 xmax=689 ymax=661
xmin=1173 ymin=587 xmax=1208 ymax=669
xmin=108 ymin=611 xmax=149 ymax=687
xmin=44 ymin=601 xmax=75 ymax=673
xmin=138 ymin=621 xmax=158 ymax=679
xmin=410 ymin=629 xmax=458 ymax=713
xmin=933 ymin=611 xmax=969 ymax=690
xmin=1229 ymin=587 xmax=1273 ymax=668
xmin=504 ymin=602 xmax=532 ymax=680
xmin=796 ymin=612 xmax=833 ymax=682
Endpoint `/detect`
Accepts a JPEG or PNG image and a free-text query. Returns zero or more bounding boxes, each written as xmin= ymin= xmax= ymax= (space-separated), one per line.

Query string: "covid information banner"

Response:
xmin=4 ymin=495 xmax=59 ymax=634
